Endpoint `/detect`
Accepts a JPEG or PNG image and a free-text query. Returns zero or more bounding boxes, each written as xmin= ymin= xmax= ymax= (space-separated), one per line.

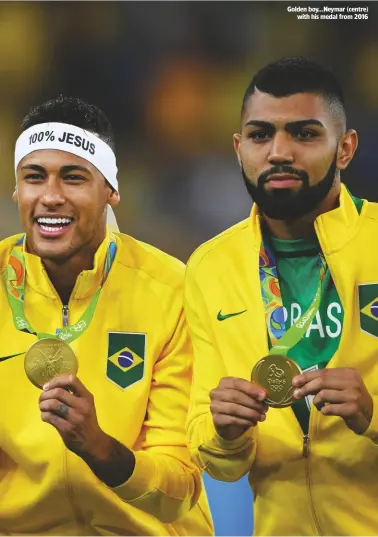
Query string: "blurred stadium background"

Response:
xmin=0 ymin=2 xmax=377 ymax=534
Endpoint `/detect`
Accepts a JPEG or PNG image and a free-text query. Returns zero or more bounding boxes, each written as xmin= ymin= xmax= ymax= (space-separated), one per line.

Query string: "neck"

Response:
xmin=43 ymin=249 xmax=96 ymax=305
xmin=262 ymin=183 xmax=340 ymax=240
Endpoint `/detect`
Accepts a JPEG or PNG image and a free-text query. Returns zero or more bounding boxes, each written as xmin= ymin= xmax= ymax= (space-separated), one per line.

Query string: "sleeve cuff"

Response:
xmin=111 ymin=450 xmax=158 ymax=502
xmin=202 ymin=412 xmax=255 ymax=452
xmin=363 ymin=396 xmax=378 ymax=444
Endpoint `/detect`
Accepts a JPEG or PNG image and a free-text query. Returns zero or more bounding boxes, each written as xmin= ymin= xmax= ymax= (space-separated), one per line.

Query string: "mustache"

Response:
xmin=258 ymin=165 xmax=309 ymax=185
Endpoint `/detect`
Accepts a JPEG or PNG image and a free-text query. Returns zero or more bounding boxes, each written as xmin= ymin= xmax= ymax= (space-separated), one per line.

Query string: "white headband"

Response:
xmin=15 ymin=122 xmax=118 ymax=192
xmin=14 ymin=122 xmax=119 ymax=231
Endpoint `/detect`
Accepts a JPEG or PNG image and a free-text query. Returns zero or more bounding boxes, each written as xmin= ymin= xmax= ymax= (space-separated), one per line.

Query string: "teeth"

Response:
xmin=40 ymin=225 xmax=65 ymax=232
xmin=37 ymin=217 xmax=72 ymax=225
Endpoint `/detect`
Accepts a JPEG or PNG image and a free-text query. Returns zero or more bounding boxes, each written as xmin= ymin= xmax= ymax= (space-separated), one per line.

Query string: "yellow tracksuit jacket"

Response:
xmin=185 ymin=185 xmax=378 ymax=536
xmin=0 ymin=230 xmax=213 ymax=536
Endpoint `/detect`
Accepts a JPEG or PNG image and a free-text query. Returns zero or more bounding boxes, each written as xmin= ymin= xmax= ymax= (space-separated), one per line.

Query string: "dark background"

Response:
xmin=1 ymin=1 xmax=377 ymax=264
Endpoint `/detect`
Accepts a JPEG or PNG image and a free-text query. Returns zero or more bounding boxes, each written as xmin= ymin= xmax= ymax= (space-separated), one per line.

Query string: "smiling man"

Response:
xmin=185 ymin=57 xmax=378 ymax=535
xmin=0 ymin=96 xmax=212 ymax=536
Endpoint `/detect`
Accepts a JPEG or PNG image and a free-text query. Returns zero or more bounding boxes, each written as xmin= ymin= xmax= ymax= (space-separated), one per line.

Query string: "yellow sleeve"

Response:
xmin=184 ymin=262 xmax=257 ymax=482
xmin=112 ymin=293 xmax=202 ymax=523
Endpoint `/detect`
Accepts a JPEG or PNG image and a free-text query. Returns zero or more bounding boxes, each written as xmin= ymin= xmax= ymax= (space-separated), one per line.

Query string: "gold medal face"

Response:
xmin=251 ymin=354 xmax=302 ymax=408
xmin=24 ymin=338 xmax=78 ymax=389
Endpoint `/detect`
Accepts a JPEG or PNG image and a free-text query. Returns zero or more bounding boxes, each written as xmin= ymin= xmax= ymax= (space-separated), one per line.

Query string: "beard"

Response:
xmin=241 ymin=151 xmax=338 ymax=220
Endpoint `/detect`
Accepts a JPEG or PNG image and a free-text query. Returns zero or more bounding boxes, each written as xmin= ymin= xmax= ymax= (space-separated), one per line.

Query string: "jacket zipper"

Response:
xmin=61 ymin=304 xmax=86 ymax=532
xmin=62 ymin=305 xmax=69 ymax=327
xmin=303 ymin=433 xmax=323 ymax=535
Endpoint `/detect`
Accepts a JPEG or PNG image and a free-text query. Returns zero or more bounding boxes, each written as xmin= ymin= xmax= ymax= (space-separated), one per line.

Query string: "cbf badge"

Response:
xmin=358 ymin=283 xmax=378 ymax=338
xmin=107 ymin=332 xmax=146 ymax=389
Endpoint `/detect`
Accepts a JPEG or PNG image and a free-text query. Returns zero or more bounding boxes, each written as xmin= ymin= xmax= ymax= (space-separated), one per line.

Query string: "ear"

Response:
xmin=233 ymin=133 xmax=242 ymax=167
xmin=337 ymin=129 xmax=358 ymax=170
xmin=107 ymin=188 xmax=120 ymax=208
xmin=12 ymin=187 xmax=18 ymax=204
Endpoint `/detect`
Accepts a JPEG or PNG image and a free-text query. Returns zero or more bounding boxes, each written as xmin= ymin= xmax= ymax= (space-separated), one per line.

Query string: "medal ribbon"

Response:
xmin=6 ymin=235 xmax=117 ymax=342
xmin=259 ymin=236 xmax=327 ymax=355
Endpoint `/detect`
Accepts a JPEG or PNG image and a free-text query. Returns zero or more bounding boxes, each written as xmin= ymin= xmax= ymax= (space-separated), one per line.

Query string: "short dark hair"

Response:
xmin=20 ymin=95 xmax=115 ymax=151
xmin=242 ymin=56 xmax=346 ymax=131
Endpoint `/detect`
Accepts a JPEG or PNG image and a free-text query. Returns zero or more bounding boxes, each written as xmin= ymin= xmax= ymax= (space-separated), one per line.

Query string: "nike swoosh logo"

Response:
xmin=217 ymin=309 xmax=247 ymax=321
xmin=0 ymin=352 xmax=26 ymax=363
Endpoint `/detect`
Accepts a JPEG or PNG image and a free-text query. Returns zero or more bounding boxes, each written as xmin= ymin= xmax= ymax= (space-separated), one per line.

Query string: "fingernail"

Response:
xmin=293 ymin=389 xmax=301 ymax=398
xmin=257 ymin=391 xmax=266 ymax=401
xmin=259 ymin=414 xmax=266 ymax=422
xmin=292 ymin=377 xmax=300 ymax=387
xmin=43 ymin=383 xmax=49 ymax=391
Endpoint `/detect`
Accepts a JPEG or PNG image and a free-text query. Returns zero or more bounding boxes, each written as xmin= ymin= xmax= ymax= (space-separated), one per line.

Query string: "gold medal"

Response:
xmin=24 ymin=338 xmax=78 ymax=389
xmin=251 ymin=354 xmax=302 ymax=408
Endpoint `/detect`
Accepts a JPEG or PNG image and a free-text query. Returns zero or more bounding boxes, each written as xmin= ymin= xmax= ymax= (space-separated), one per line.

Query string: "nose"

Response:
xmin=268 ymin=132 xmax=294 ymax=165
xmin=39 ymin=177 xmax=66 ymax=208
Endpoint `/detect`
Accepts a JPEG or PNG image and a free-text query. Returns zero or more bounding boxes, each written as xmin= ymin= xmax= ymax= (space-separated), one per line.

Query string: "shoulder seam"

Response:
xmin=115 ymin=259 xmax=183 ymax=293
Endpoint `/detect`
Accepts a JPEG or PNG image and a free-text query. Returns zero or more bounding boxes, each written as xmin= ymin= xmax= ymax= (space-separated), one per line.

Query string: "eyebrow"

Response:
xmin=21 ymin=164 xmax=91 ymax=174
xmin=244 ymin=119 xmax=325 ymax=129
xmin=21 ymin=164 xmax=45 ymax=173
xmin=60 ymin=165 xmax=91 ymax=174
